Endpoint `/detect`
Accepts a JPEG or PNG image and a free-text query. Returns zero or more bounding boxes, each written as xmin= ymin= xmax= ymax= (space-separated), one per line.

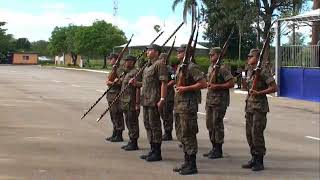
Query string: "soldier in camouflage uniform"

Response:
xmin=105 ymin=53 xmax=125 ymax=142
xmin=119 ymin=55 xmax=141 ymax=151
xmin=173 ymin=44 xmax=207 ymax=175
xmin=159 ymin=53 xmax=175 ymax=141
xmin=241 ymin=49 xmax=278 ymax=171
xmin=203 ymin=47 xmax=234 ymax=159
xmin=132 ymin=44 xmax=168 ymax=162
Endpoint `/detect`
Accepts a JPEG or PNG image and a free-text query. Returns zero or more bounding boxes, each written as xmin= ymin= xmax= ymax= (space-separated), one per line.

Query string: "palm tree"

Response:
xmin=172 ymin=0 xmax=198 ymax=30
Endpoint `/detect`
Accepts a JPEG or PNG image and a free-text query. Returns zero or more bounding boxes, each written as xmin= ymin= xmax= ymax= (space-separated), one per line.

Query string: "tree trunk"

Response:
xmin=311 ymin=0 xmax=319 ymax=45
xmin=71 ymin=52 xmax=77 ymax=66
xmin=239 ymin=27 xmax=242 ymax=61
xmin=262 ymin=20 xmax=272 ymax=63
xmin=103 ymin=55 xmax=107 ymax=69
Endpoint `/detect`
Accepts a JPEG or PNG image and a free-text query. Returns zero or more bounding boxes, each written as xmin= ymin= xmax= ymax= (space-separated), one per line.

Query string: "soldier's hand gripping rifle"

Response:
xmin=209 ymin=28 xmax=234 ymax=84
xmin=176 ymin=23 xmax=197 ymax=87
xmin=250 ymin=30 xmax=272 ymax=92
xmin=96 ymin=23 xmax=183 ymax=123
xmin=80 ymin=35 xmax=133 ymax=120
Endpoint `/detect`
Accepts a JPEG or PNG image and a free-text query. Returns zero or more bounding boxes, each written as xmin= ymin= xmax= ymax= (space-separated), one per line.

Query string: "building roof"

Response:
xmin=279 ymin=9 xmax=320 ymax=22
xmin=11 ymin=51 xmax=39 ymax=55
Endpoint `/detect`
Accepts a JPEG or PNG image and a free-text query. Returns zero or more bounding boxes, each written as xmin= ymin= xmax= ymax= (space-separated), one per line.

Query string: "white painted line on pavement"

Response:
xmin=71 ymin=84 xmax=81 ymax=87
xmin=234 ymin=90 xmax=272 ymax=97
xmin=52 ymin=80 xmax=62 ymax=83
xmin=305 ymin=136 xmax=320 ymax=141
xmin=96 ymin=89 xmax=105 ymax=93
xmin=55 ymin=67 xmax=109 ymax=74
xmin=197 ymin=112 xmax=206 ymax=115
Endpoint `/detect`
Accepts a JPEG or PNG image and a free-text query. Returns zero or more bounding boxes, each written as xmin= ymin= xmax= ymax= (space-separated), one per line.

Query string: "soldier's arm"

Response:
xmin=209 ymin=78 xmax=234 ymax=90
xmin=252 ymin=70 xmax=278 ymax=95
xmin=182 ymin=78 xmax=207 ymax=92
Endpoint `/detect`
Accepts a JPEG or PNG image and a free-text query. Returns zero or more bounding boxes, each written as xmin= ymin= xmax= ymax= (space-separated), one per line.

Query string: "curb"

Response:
xmin=54 ymin=67 xmax=109 ymax=74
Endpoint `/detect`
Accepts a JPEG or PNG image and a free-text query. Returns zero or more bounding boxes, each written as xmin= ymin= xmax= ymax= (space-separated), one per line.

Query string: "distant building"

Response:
xmin=8 ymin=52 xmax=38 ymax=65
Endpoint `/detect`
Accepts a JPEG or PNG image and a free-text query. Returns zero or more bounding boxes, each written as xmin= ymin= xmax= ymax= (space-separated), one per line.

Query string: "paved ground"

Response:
xmin=0 ymin=65 xmax=319 ymax=180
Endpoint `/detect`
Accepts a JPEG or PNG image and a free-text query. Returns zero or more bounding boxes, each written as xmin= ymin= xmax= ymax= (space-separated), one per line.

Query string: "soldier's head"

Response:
xmin=159 ymin=53 xmax=168 ymax=64
xmin=176 ymin=44 xmax=193 ymax=61
xmin=247 ymin=48 xmax=260 ymax=65
xmin=123 ymin=55 xmax=137 ymax=69
xmin=209 ymin=47 xmax=221 ymax=64
xmin=107 ymin=53 xmax=118 ymax=65
xmin=146 ymin=44 xmax=161 ymax=59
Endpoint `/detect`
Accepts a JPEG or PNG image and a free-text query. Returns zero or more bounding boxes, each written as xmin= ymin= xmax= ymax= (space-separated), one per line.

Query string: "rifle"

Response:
xmin=80 ymin=72 xmax=125 ymax=120
xmin=96 ymin=24 xmax=182 ymax=123
xmin=108 ymin=34 xmax=134 ymax=82
xmin=165 ymin=36 xmax=176 ymax=65
xmin=251 ymin=30 xmax=272 ymax=92
xmin=209 ymin=28 xmax=234 ymax=84
xmin=190 ymin=10 xmax=200 ymax=63
xmin=176 ymin=23 xmax=197 ymax=87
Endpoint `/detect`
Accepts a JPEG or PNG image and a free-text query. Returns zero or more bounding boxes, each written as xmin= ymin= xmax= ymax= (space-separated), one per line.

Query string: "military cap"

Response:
xmin=124 ymin=55 xmax=137 ymax=61
xmin=107 ymin=53 xmax=118 ymax=59
xmin=209 ymin=47 xmax=222 ymax=55
xmin=146 ymin=44 xmax=162 ymax=52
xmin=176 ymin=44 xmax=194 ymax=53
xmin=248 ymin=49 xmax=260 ymax=57
xmin=159 ymin=53 xmax=168 ymax=60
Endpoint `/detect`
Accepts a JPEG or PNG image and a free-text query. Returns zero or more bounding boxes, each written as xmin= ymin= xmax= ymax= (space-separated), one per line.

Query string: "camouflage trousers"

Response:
xmin=206 ymin=106 xmax=226 ymax=144
xmin=160 ymin=100 xmax=174 ymax=132
xmin=108 ymin=100 xmax=125 ymax=131
xmin=175 ymin=112 xmax=199 ymax=155
xmin=245 ymin=111 xmax=267 ymax=156
xmin=143 ymin=106 xmax=162 ymax=144
xmin=124 ymin=110 xmax=139 ymax=140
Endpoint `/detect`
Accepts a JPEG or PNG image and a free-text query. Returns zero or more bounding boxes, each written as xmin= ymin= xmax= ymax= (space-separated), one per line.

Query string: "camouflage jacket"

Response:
xmin=245 ymin=65 xmax=275 ymax=112
xmin=206 ymin=64 xmax=233 ymax=109
xmin=120 ymin=67 xmax=140 ymax=111
xmin=106 ymin=67 xmax=124 ymax=102
xmin=141 ymin=58 xmax=168 ymax=106
xmin=174 ymin=62 xmax=206 ymax=113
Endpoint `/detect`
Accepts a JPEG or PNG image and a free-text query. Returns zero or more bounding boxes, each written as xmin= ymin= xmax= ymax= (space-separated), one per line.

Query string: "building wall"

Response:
xmin=12 ymin=53 xmax=38 ymax=64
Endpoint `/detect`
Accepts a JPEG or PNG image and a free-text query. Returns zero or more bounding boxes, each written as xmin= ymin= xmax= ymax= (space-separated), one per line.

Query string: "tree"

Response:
xmin=0 ymin=22 xmax=15 ymax=63
xmin=285 ymin=32 xmax=306 ymax=45
xmin=75 ymin=20 xmax=126 ymax=68
xmin=15 ymin=38 xmax=31 ymax=51
xmin=31 ymin=40 xmax=49 ymax=56
xmin=172 ymin=0 xmax=198 ymax=30
xmin=312 ymin=0 xmax=319 ymax=45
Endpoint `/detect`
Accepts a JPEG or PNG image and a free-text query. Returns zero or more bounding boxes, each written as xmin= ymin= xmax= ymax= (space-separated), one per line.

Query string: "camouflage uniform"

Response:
xmin=141 ymin=59 xmax=168 ymax=144
xmin=206 ymin=64 xmax=233 ymax=145
xmin=106 ymin=67 xmax=125 ymax=139
xmin=160 ymin=65 xmax=175 ymax=135
xmin=174 ymin=62 xmax=205 ymax=155
xmin=245 ymin=65 xmax=275 ymax=156
xmin=121 ymin=67 xmax=140 ymax=141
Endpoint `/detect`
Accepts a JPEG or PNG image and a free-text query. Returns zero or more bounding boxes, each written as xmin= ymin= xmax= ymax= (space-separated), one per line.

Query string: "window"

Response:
xmin=23 ymin=56 xmax=29 ymax=60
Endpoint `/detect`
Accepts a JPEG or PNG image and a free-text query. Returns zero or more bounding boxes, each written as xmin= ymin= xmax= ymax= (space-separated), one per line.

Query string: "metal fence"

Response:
xmin=280 ymin=45 xmax=320 ymax=67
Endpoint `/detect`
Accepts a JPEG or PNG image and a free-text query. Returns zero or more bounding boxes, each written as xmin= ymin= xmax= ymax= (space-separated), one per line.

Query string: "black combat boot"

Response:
xmin=140 ymin=143 xmax=154 ymax=159
xmin=179 ymin=154 xmax=198 ymax=175
xmin=208 ymin=143 xmax=223 ymax=159
xmin=124 ymin=139 xmax=139 ymax=151
xmin=162 ymin=131 xmax=173 ymax=141
xmin=173 ymin=152 xmax=189 ymax=172
xmin=146 ymin=143 xmax=162 ymax=162
xmin=110 ymin=130 xmax=124 ymax=142
xmin=252 ymin=155 xmax=264 ymax=171
xmin=241 ymin=155 xmax=255 ymax=169
xmin=105 ymin=130 xmax=116 ymax=141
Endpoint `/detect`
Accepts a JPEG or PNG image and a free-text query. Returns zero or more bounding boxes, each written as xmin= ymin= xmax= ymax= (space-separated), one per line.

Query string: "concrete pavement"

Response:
xmin=0 ymin=65 xmax=319 ymax=180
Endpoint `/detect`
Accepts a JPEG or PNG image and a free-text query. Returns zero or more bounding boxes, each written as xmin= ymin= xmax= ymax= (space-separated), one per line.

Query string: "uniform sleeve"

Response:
xmin=157 ymin=62 xmax=168 ymax=82
xmin=190 ymin=64 xmax=206 ymax=82
xmin=261 ymin=69 xmax=275 ymax=85
xmin=207 ymin=65 xmax=212 ymax=81
xmin=134 ymin=69 xmax=142 ymax=82
xmin=220 ymin=67 xmax=233 ymax=82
